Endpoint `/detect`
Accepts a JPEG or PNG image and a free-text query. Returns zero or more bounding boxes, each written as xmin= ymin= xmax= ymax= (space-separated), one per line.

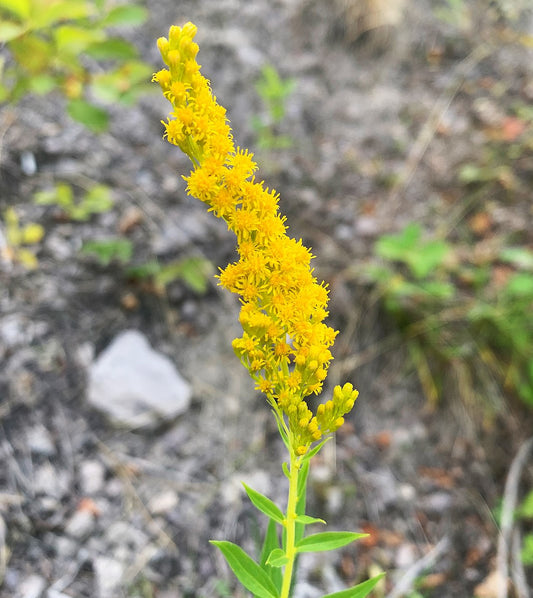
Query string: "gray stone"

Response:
xmin=15 ymin=574 xmax=46 ymax=598
xmin=87 ymin=330 xmax=191 ymax=428
xmin=93 ymin=556 xmax=124 ymax=598
xmin=64 ymin=509 xmax=94 ymax=540
xmin=79 ymin=460 xmax=105 ymax=495
xmin=26 ymin=424 xmax=55 ymax=457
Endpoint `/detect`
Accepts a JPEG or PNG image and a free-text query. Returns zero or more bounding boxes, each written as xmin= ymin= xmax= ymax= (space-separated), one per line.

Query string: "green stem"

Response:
xmin=280 ymin=450 xmax=301 ymax=598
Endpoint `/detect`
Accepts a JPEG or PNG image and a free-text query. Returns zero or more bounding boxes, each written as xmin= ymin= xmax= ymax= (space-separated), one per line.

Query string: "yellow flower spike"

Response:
xmin=155 ymin=22 xmax=359 ymax=456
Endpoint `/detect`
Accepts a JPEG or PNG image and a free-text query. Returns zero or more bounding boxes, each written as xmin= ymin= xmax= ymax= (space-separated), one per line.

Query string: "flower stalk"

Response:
xmin=154 ymin=21 xmax=384 ymax=598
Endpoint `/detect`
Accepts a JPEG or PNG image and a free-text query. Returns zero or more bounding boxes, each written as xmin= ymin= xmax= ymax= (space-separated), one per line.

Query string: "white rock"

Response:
xmin=64 ymin=509 xmax=94 ymax=539
xmin=79 ymin=460 xmax=105 ymax=495
xmin=87 ymin=330 xmax=191 ymax=428
xmin=15 ymin=574 xmax=46 ymax=598
xmin=93 ymin=556 xmax=124 ymax=598
xmin=26 ymin=424 xmax=55 ymax=457
xmin=148 ymin=489 xmax=178 ymax=515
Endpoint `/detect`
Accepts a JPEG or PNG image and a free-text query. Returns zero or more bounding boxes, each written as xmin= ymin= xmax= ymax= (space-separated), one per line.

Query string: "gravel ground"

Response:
xmin=1 ymin=1 xmax=533 ymax=597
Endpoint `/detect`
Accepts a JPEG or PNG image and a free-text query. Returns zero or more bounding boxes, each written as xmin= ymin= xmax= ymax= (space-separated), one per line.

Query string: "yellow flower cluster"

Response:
xmin=153 ymin=22 xmax=358 ymax=454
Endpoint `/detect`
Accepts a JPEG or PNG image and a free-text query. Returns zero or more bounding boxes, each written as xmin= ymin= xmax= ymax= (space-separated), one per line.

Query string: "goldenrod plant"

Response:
xmin=154 ymin=23 xmax=383 ymax=598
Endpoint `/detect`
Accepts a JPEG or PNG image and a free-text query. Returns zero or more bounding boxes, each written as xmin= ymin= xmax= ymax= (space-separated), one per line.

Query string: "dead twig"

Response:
xmin=497 ymin=436 xmax=533 ymax=598
xmin=511 ymin=528 xmax=531 ymax=598
xmin=385 ymin=536 xmax=450 ymax=598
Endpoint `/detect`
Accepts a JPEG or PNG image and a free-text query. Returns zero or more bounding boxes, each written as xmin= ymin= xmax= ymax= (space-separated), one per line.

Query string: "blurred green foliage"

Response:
xmin=251 ymin=64 xmax=295 ymax=151
xmin=364 ymin=223 xmax=533 ymax=410
xmin=81 ymin=237 xmax=214 ymax=295
xmin=34 ymin=181 xmax=113 ymax=220
xmin=0 ymin=0 xmax=152 ymax=131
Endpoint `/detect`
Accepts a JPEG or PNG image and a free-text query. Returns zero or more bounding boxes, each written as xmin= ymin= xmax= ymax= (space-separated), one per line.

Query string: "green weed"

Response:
xmin=251 ymin=64 xmax=295 ymax=151
xmin=0 ymin=0 xmax=152 ymax=132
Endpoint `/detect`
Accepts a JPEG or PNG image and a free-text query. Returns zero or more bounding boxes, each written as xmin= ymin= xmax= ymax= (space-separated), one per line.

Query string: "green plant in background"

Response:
xmin=517 ymin=489 xmax=533 ymax=566
xmin=0 ymin=0 xmax=152 ymax=132
xmin=126 ymin=256 xmax=214 ymax=295
xmin=364 ymin=223 xmax=533 ymax=410
xmin=0 ymin=207 xmax=44 ymax=269
xmin=81 ymin=237 xmax=213 ymax=295
xmin=251 ymin=64 xmax=295 ymax=151
xmin=153 ymin=22 xmax=383 ymax=598
xmin=80 ymin=237 xmax=133 ymax=266
xmin=34 ymin=181 xmax=113 ymax=220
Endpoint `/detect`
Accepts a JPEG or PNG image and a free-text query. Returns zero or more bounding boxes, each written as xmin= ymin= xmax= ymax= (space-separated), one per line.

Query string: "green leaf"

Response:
xmin=376 ymin=223 xmax=420 ymax=260
xmin=521 ymin=534 xmax=533 ymax=566
xmin=0 ymin=21 xmax=26 ymax=42
xmin=28 ymin=74 xmax=57 ymax=94
xmin=0 ymin=0 xmax=30 ymax=20
xmin=32 ymin=0 xmax=93 ymax=29
xmin=408 ymin=240 xmax=449 ymax=278
xmin=296 ymin=531 xmax=368 ymax=553
xmin=81 ymin=184 xmax=113 ymax=215
xmin=126 ymin=260 xmax=161 ymax=279
xmin=54 ymin=25 xmax=104 ymax=54
xmin=282 ymin=462 xmax=290 ymax=479
xmin=260 ymin=519 xmax=282 ymax=591
xmin=101 ymin=5 xmax=147 ymax=27
xmin=67 ymin=99 xmax=108 ymax=132
xmin=504 ymin=273 xmax=533 ymax=297
xmin=500 ymin=247 xmax=533 ymax=271
xmin=210 ymin=541 xmax=279 ymax=598
xmin=518 ymin=490 xmax=533 ymax=519
xmin=91 ymin=61 xmax=153 ymax=104
xmin=265 ymin=548 xmax=288 ymax=567
xmin=176 ymin=256 xmax=213 ymax=293
xmin=86 ymin=38 xmax=138 ymax=60
xmin=81 ymin=239 xmax=133 ymax=266
xmin=295 ymin=515 xmax=326 ymax=525
xmin=303 ymin=435 xmax=332 ymax=461
xmin=322 ymin=573 xmax=386 ymax=598
xmin=242 ymin=483 xmax=284 ymax=525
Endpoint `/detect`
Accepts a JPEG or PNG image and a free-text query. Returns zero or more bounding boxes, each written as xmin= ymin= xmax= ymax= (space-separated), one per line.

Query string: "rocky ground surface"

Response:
xmin=1 ymin=1 xmax=533 ymax=597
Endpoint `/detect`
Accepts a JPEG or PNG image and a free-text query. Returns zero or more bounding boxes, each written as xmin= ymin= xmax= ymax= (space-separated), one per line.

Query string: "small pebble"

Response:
xmin=79 ymin=460 xmax=106 ymax=495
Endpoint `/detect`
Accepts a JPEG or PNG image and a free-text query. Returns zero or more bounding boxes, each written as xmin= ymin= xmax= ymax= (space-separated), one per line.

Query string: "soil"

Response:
xmin=1 ymin=1 xmax=533 ymax=597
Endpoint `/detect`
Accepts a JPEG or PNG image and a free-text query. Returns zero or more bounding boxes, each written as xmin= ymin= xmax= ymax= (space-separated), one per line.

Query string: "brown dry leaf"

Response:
xmin=500 ymin=116 xmax=528 ymax=142
xmin=340 ymin=554 xmax=356 ymax=579
xmin=474 ymin=570 xmax=507 ymax=598
xmin=420 ymin=572 xmax=447 ymax=589
xmin=468 ymin=212 xmax=492 ymax=236
xmin=372 ymin=430 xmax=392 ymax=450
xmin=360 ymin=523 xmax=380 ymax=548
xmin=418 ymin=466 xmax=455 ymax=489
xmin=119 ymin=207 xmax=144 ymax=234
xmin=121 ymin=292 xmax=139 ymax=311
xmin=78 ymin=497 xmax=101 ymax=517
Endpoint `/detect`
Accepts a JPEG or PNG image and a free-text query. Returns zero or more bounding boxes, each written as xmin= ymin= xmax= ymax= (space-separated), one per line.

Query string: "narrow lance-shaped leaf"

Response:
xmin=303 ymin=435 xmax=332 ymax=462
xmin=210 ymin=541 xmax=279 ymax=598
xmin=266 ymin=548 xmax=289 ymax=567
xmin=322 ymin=573 xmax=386 ymax=598
xmin=243 ymin=483 xmax=285 ymax=525
xmin=296 ymin=531 xmax=368 ymax=553
xmin=295 ymin=515 xmax=326 ymax=525
xmin=260 ymin=518 xmax=282 ymax=592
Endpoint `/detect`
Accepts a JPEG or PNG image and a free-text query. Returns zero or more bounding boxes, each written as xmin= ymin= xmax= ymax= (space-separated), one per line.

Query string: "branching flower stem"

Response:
xmin=281 ymin=450 xmax=301 ymax=598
